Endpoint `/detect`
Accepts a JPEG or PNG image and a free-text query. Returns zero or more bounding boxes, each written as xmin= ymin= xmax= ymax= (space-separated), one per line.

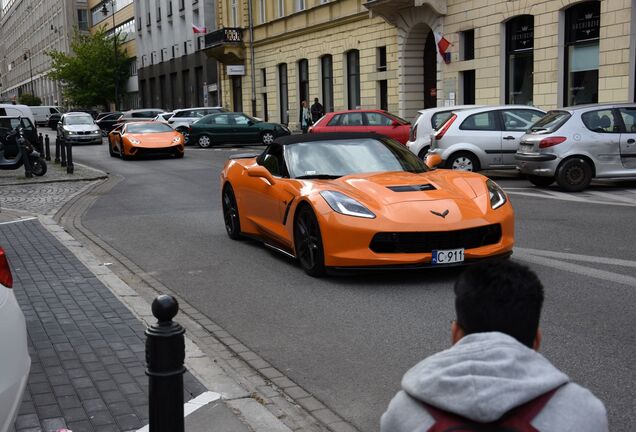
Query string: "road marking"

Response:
xmin=0 ymin=217 xmax=38 ymax=225
xmin=505 ymin=189 xmax=636 ymax=207
xmin=514 ymin=248 xmax=636 ymax=288
xmin=586 ymin=190 xmax=636 ymax=204
xmin=516 ymin=247 xmax=636 ymax=269
xmin=135 ymin=391 xmax=222 ymax=432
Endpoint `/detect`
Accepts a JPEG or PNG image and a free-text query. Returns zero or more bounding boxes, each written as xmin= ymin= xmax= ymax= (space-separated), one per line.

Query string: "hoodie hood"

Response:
xmin=401 ymin=332 xmax=569 ymax=423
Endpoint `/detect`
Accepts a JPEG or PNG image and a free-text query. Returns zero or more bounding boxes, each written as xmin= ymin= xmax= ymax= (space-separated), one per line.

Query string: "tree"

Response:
xmin=19 ymin=94 xmax=42 ymax=106
xmin=48 ymin=28 xmax=131 ymax=110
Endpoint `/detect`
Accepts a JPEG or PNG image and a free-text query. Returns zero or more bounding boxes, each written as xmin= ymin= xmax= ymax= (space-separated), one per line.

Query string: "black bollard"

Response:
xmin=60 ymin=139 xmax=67 ymax=167
xmin=37 ymin=133 xmax=44 ymax=154
xmin=54 ymin=138 xmax=60 ymax=163
xmin=145 ymin=295 xmax=185 ymax=432
xmin=66 ymin=140 xmax=74 ymax=174
xmin=44 ymin=135 xmax=51 ymax=161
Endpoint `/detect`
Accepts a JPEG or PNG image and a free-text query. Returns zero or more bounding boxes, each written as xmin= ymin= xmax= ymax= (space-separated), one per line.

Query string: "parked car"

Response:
xmin=0 ymin=104 xmax=35 ymax=125
xmin=29 ymin=106 xmax=62 ymax=127
xmin=96 ymin=112 xmax=123 ymax=136
xmin=406 ymin=105 xmax=483 ymax=159
xmin=309 ymin=109 xmax=411 ymax=144
xmin=119 ymin=109 xmax=166 ymax=123
xmin=0 ymin=116 xmax=38 ymax=148
xmin=48 ymin=112 xmax=62 ymax=129
xmin=189 ymin=112 xmax=290 ymax=148
xmin=515 ymin=103 xmax=636 ymax=191
xmin=57 ymin=112 xmax=102 ymax=145
xmin=108 ymin=121 xmax=184 ymax=160
xmin=153 ymin=112 xmax=174 ymax=123
xmin=96 ymin=111 xmax=120 ymax=120
xmin=427 ymin=105 xmax=546 ymax=171
xmin=168 ymin=107 xmax=227 ymax=142
xmin=0 ymin=248 xmax=31 ymax=432
xmin=70 ymin=108 xmax=99 ymax=119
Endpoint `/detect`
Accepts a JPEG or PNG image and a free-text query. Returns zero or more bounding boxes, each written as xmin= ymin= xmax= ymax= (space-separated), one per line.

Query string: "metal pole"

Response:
xmin=54 ymin=137 xmax=60 ymax=163
xmin=60 ymin=139 xmax=66 ymax=167
xmin=247 ymin=0 xmax=256 ymax=117
xmin=112 ymin=0 xmax=118 ymax=111
xmin=28 ymin=54 xmax=34 ymax=96
xmin=146 ymin=295 xmax=185 ymax=432
xmin=66 ymin=140 xmax=73 ymax=174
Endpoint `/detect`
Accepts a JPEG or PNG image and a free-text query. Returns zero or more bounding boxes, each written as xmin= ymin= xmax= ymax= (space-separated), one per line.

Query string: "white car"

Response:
xmin=0 ymin=248 xmax=30 ymax=432
xmin=406 ymin=105 xmax=482 ymax=159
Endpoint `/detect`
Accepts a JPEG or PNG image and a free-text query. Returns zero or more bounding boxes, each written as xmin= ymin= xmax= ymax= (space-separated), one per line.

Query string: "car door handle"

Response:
xmin=503 ymin=136 xmax=516 ymax=140
xmin=627 ymin=139 xmax=635 ymax=144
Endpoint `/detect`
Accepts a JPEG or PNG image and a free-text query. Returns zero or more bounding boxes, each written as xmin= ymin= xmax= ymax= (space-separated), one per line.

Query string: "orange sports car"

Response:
xmin=220 ymin=133 xmax=514 ymax=277
xmin=108 ymin=121 xmax=184 ymax=160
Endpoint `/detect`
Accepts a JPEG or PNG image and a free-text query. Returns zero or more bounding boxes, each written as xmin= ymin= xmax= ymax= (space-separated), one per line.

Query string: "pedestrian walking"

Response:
xmin=381 ymin=260 xmax=608 ymax=432
xmin=310 ymin=97 xmax=324 ymax=123
xmin=300 ymin=100 xmax=313 ymax=134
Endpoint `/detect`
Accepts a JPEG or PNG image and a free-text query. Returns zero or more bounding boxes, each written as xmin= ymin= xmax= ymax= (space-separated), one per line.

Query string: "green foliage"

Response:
xmin=47 ymin=28 xmax=131 ymax=108
xmin=19 ymin=94 xmax=42 ymax=106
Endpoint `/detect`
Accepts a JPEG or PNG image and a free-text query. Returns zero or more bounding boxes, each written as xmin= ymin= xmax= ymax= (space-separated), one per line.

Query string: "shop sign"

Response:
xmin=227 ymin=65 xmax=245 ymax=76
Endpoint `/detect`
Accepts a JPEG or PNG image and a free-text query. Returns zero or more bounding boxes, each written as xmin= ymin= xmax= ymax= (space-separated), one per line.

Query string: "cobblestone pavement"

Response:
xmin=1 ymin=181 xmax=101 ymax=215
xmin=2 ymin=219 xmax=206 ymax=432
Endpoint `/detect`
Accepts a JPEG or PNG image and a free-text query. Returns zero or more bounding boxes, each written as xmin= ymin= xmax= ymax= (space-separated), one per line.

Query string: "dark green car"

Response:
xmin=189 ymin=112 xmax=291 ymax=148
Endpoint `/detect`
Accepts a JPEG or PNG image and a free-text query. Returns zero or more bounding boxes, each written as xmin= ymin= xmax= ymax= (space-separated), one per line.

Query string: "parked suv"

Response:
xmin=168 ymin=107 xmax=227 ymax=142
xmin=29 ymin=106 xmax=62 ymax=127
xmin=406 ymin=105 xmax=482 ymax=159
xmin=428 ymin=105 xmax=545 ymax=171
xmin=57 ymin=112 xmax=102 ymax=145
xmin=516 ymin=103 xmax=636 ymax=191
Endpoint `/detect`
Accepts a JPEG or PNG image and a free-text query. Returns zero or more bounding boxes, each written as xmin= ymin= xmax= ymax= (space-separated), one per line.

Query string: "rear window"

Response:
xmin=581 ymin=109 xmax=620 ymax=133
xmin=529 ymin=111 xmax=571 ymax=133
xmin=431 ymin=111 xmax=454 ymax=129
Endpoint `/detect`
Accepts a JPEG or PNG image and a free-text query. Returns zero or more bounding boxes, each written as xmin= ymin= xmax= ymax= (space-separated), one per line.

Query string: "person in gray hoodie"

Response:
xmin=381 ymin=260 xmax=608 ymax=432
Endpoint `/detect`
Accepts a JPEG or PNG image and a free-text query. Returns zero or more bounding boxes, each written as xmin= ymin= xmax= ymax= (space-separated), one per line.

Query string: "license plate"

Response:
xmin=432 ymin=248 xmax=465 ymax=264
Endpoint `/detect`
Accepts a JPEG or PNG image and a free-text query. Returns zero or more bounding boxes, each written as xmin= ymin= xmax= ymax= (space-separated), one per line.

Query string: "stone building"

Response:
xmin=206 ymin=0 xmax=636 ymax=129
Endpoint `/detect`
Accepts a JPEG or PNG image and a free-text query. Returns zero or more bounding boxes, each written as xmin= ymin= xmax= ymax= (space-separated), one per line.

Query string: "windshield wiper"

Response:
xmin=295 ymin=174 xmax=342 ymax=180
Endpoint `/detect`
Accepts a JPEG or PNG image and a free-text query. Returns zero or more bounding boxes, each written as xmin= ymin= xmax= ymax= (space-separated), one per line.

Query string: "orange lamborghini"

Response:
xmin=108 ymin=121 xmax=184 ymax=160
xmin=220 ymin=133 xmax=514 ymax=277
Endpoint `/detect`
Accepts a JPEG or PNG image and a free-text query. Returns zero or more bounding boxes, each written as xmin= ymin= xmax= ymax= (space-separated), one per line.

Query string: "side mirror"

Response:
xmin=425 ymin=153 xmax=443 ymax=169
xmin=247 ymin=165 xmax=276 ymax=185
xmin=247 ymin=120 xmax=254 ymax=126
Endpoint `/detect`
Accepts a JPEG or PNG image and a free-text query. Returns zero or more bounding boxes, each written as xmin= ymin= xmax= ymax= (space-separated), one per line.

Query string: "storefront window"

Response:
xmin=506 ymin=15 xmax=534 ymax=105
xmin=321 ymin=55 xmax=333 ymax=113
xmin=298 ymin=59 xmax=309 ymax=106
xmin=564 ymin=1 xmax=600 ymax=106
xmin=346 ymin=50 xmax=360 ymax=109
xmin=278 ymin=63 xmax=288 ymax=124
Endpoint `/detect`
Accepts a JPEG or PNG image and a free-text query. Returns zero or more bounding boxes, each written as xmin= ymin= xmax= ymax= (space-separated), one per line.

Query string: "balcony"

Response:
xmin=363 ymin=0 xmax=446 ymax=25
xmin=203 ymin=28 xmax=245 ymax=64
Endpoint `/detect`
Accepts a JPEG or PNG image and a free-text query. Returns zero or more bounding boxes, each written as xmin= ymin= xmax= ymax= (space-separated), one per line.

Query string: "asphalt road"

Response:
xmin=71 ymin=142 xmax=636 ymax=431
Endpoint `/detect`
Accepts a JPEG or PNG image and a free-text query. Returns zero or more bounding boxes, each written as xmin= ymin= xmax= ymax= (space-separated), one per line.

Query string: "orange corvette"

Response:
xmin=108 ymin=121 xmax=184 ymax=160
xmin=220 ymin=133 xmax=514 ymax=277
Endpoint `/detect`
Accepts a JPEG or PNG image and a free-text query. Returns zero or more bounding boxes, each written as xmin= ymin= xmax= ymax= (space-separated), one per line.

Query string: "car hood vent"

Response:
xmin=387 ymin=184 xmax=437 ymax=192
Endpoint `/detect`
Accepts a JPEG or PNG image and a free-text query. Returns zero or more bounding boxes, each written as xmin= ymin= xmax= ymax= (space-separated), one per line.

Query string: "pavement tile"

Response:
xmin=88 ymin=410 xmax=116 ymax=426
xmin=114 ymin=413 xmax=142 ymax=430
xmin=57 ymin=395 xmax=82 ymax=409
xmin=62 ymin=406 xmax=89 ymax=422
xmin=41 ymin=418 xmax=67 ymax=431
xmin=77 ymin=387 xmax=101 ymax=401
xmin=36 ymin=403 xmax=63 ymax=419
xmin=66 ymin=420 xmax=94 ymax=432
xmin=106 ymin=401 xmax=134 ymax=417
xmin=15 ymin=414 xmax=40 ymax=429
xmin=18 ymin=401 xmax=36 ymax=416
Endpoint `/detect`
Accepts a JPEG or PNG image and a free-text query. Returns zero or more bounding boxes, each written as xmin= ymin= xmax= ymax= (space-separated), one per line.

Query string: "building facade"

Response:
xmin=207 ymin=0 xmax=636 ymax=129
xmin=0 ymin=0 xmax=85 ymax=105
xmin=134 ymin=0 xmax=220 ymax=110
xmin=89 ymin=0 xmax=139 ymax=109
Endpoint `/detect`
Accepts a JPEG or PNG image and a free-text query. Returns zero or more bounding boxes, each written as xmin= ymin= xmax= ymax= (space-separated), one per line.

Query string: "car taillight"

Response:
xmin=409 ymin=124 xmax=418 ymax=141
xmin=539 ymin=136 xmax=567 ymax=148
xmin=435 ymin=114 xmax=457 ymax=140
xmin=0 ymin=248 xmax=13 ymax=288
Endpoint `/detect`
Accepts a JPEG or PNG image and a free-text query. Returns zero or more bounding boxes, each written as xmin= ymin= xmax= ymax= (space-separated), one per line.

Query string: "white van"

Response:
xmin=0 ymin=104 xmax=35 ymax=125
xmin=29 ymin=106 xmax=61 ymax=126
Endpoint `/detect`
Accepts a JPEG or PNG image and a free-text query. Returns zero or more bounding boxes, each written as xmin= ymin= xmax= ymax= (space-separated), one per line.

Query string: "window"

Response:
xmin=462 ymin=70 xmax=475 ymax=104
xmin=77 ymin=9 xmax=89 ymax=31
xmin=327 ymin=114 xmax=342 ymax=126
xmin=179 ymin=0 xmax=185 ymax=11
xmin=296 ymin=0 xmax=305 ymax=11
xmin=298 ymin=59 xmax=309 ymax=106
xmin=502 ymin=109 xmax=544 ymax=131
xmin=460 ymin=112 xmax=497 ymax=131
xmin=213 ymin=114 xmax=231 ymax=125
xmin=377 ymin=46 xmax=387 ymax=72
xmin=346 ymin=50 xmax=360 ymax=109
xmin=564 ymin=1 xmax=600 ymax=106
xmin=432 ymin=111 xmax=454 ymax=129
xmin=156 ymin=2 xmax=161 ymax=22
xmin=167 ymin=1 xmax=173 ymax=17
xmin=278 ymin=0 xmax=284 ymax=17
xmin=232 ymin=76 xmax=243 ymax=112
xmin=461 ymin=29 xmax=474 ymax=61
xmin=261 ymin=68 xmax=267 ymax=87
xmin=321 ymin=55 xmax=333 ymax=113
xmin=341 ymin=113 xmax=364 ymax=126
xmin=259 ymin=0 xmax=266 ymax=23
xmin=379 ymin=81 xmax=388 ymax=111
xmin=506 ymin=16 xmax=534 ymax=105
xmin=279 ymin=63 xmax=288 ymax=124
xmin=366 ymin=112 xmax=392 ymax=126
xmin=619 ymin=108 xmax=636 ymax=132
xmin=231 ymin=0 xmax=238 ymax=27
xmin=581 ymin=109 xmax=620 ymax=133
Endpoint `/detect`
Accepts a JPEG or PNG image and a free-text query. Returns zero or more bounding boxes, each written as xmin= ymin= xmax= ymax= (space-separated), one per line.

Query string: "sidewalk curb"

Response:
xmin=0 ymin=162 xmax=108 ymax=186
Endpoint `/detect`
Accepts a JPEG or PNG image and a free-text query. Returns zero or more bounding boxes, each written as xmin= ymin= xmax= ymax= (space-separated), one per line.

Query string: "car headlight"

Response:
xmin=320 ymin=190 xmax=375 ymax=219
xmin=487 ymin=179 xmax=507 ymax=209
xmin=172 ymin=136 xmax=181 ymax=143
xmin=129 ymin=138 xmax=141 ymax=145
xmin=66 ymin=130 xmax=75 ymax=135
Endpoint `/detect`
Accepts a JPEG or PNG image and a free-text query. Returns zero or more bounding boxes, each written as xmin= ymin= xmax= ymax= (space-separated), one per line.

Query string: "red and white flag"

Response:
xmin=434 ymin=32 xmax=451 ymax=63
xmin=192 ymin=24 xmax=206 ymax=34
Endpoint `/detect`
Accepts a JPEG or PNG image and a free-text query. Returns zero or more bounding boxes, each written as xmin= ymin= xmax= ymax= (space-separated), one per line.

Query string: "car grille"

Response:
xmin=369 ymin=224 xmax=502 ymax=253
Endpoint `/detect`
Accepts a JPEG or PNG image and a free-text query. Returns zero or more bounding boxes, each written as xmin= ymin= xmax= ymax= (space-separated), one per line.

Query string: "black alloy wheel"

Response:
xmin=527 ymin=175 xmax=555 ymax=188
xmin=222 ymin=184 xmax=241 ymax=239
xmin=31 ymin=158 xmax=47 ymax=176
xmin=556 ymin=158 xmax=592 ymax=192
xmin=294 ymin=205 xmax=326 ymax=277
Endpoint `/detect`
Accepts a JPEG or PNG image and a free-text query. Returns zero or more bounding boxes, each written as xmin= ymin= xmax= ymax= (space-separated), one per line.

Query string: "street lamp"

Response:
xmin=102 ymin=0 xmax=118 ymax=110
xmin=23 ymin=49 xmax=34 ymax=96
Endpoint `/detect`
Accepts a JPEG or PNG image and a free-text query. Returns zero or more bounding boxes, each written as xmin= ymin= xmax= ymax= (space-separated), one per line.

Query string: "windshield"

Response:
xmin=387 ymin=113 xmax=410 ymax=124
xmin=126 ymin=123 xmax=174 ymax=134
xmin=529 ymin=111 xmax=570 ymax=133
xmin=285 ymin=138 xmax=429 ymax=178
xmin=65 ymin=116 xmax=94 ymax=125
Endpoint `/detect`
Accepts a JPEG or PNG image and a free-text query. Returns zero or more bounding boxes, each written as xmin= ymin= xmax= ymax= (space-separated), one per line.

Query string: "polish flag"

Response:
xmin=192 ymin=24 xmax=206 ymax=34
xmin=434 ymin=32 xmax=451 ymax=63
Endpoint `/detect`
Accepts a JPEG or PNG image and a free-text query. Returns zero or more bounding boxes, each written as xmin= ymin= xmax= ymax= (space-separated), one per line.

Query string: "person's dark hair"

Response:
xmin=454 ymin=260 xmax=544 ymax=348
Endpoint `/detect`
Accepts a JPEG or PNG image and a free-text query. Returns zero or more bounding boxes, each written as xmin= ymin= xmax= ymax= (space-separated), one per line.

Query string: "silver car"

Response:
xmin=57 ymin=112 xmax=102 ymax=145
xmin=428 ymin=105 xmax=546 ymax=171
xmin=516 ymin=103 xmax=636 ymax=191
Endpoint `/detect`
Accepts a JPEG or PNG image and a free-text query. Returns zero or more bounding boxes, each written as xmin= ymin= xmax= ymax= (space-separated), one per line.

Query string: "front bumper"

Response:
xmin=127 ymin=143 xmax=184 ymax=157
xmin=515 ymin=152 xmax=560 ymax=176
xmin=64 ymin=135 xmax=102 ymax=145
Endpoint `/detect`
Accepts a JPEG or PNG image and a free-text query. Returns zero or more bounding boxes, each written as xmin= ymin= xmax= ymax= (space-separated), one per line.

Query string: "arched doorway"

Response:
xmin=401 ymin=22 xmax=438 ymax=120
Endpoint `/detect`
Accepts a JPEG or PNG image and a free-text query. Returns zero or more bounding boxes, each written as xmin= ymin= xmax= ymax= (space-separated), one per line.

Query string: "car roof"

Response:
xmin=326 ymin=109 xmax=394 ymax=115
xmin=174 ymin=106 xmax=224 ymax=112
xmin=416 ymin=105 xmax=485 ymax=115
xmin=275 ymin=132 xmax=387 ymax=146
xmin=453 ymin=105 xmax=546 ymax=116
xmin=65 ymin=112 xmax=93 ymax=116
xmin=558 ymin=102 xmax=636 ymax=112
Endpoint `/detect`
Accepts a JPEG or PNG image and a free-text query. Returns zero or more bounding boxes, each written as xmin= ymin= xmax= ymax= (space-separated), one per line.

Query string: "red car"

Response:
xmin=309 ymin=110 xmax=411 ymax=144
